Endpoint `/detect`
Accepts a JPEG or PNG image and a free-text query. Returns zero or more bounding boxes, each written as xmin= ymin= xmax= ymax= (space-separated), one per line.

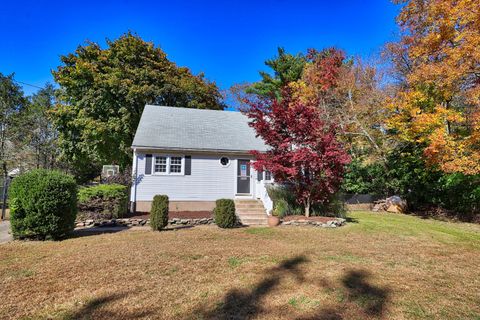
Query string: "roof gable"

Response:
xmin=132 ymin=105 xmax=268 ymax=152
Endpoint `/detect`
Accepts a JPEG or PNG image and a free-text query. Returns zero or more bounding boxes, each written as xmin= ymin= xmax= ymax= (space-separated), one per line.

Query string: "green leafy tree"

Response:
xmin=246 ymin=47 xmax=306 ymax=98
xmin=52 ymin=32 xmax=225 ymax=171
xmin=0 ymin=73 xmax=28 ymax=177
xmin=23 ymin=84 xmax=59 ymax=169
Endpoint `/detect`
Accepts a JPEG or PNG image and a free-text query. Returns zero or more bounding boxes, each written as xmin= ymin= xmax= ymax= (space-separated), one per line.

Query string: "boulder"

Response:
xmin=385 ymin=196 xmax=408 ymax=213
xmin=373 ymin=196 xmax=407 ymax=213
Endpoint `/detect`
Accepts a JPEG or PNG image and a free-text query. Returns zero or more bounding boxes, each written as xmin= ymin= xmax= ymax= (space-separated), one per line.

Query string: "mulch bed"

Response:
xmin=127 ymin=211 xmax=213 ymax=220
xmin=282 ymin=215 xmax=339 ymax=223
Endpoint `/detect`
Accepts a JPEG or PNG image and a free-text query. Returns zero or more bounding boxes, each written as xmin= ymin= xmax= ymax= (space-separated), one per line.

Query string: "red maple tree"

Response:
xmin=245 ymin=88 xmax=350 ymax=217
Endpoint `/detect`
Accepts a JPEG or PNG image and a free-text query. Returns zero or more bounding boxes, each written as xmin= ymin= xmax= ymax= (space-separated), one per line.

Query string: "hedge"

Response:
xmin=214 ymin=199 xmax=237 ymax=228
xmin=77 ymin=184 xmax=128 ymax=220
xmin=150 ymin=195 xmax=169 ymax=231
xmin=9 ymin=169 xmax=77 ymax=240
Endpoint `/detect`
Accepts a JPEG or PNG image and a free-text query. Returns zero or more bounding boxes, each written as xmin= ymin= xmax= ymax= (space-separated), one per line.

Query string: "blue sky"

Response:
xmin=1 ymin=0 xmax=400 ymax=96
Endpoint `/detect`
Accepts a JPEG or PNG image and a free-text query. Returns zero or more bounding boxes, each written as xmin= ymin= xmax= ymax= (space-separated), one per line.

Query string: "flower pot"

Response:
xmin=267 ymin=215 xmax=280 ymax=227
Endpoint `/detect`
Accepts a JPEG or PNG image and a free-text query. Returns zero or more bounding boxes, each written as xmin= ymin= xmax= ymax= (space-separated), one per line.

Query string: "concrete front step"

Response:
xmin=235 ymin=203 xmax=265 ymax=209
xmin=235 ymin=201 xmax=262 ymax=205
xmin=236 ymin=209 xmax=266 ymax=215
xmin=237 ymin=212 xmax=267 ymax=218
xmin=235 ymin=200 xmax=268 ymax=225
xmin=239 ymin=218 xmax=268 ymax=225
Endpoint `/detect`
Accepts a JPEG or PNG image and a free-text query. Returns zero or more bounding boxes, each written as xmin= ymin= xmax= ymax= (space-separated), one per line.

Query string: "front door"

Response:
xmin=237 ymin=159 xmax=251 ymax=194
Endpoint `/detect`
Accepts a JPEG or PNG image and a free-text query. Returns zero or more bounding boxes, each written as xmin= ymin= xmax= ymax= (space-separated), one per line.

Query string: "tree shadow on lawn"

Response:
xmin=71 ymin=224 xmax=197 ymax=239
xmin=191 ymin=255 xmax=308 ymax=319
xmin=189 ymin=258 xmax=390 ymax=320
xmin=64 ymin=291 xmax=153 ymax=319
xmin=298 ymin=270 xmax=391 ymax=320
xmin=344 ymin=216 xmax=359 ymax=224
xmin=70 ymin=226 xmax=132 ymax=238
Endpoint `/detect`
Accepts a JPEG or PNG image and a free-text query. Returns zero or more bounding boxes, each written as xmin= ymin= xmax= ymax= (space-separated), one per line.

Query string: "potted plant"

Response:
xmin=268 ymin=211 xmax=281 ymax=227
xmin=268 ymin=199 xmax=288 ymax=227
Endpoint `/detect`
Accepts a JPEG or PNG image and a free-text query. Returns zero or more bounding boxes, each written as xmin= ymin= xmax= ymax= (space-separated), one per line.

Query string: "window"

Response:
xmin=153 ymin=155 xmax=184 ymax=174
xmin=170 ymin=156 xmax=182 ymax=173
xmin=264 ymin=170 xmax=272 ymax=181
xmin=154 ymin=156 xmax=167 ymax=173
xmin=220 ymin=157 xmax=230 ymax=167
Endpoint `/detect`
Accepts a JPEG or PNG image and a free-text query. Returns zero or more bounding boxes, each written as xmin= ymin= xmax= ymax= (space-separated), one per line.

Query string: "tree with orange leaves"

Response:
xmin=387 ymin=0 xmax=480 ymax=175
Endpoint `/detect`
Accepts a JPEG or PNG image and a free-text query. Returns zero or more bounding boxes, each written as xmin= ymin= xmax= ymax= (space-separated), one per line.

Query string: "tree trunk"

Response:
xmin=304 ymin=197 xmax=311 ymax=217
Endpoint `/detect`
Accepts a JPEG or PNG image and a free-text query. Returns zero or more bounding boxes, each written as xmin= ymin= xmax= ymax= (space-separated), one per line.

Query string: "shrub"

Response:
xmin=214 ymin=199 xmax=237 ymax=228
xmin=437 ymin=173 xmax=480 ymax=218
xmin=77 ymin=184 xmax=128 ymax=220
xmin=150 ymin=195 xmax=169 ymax=231
xmin=9 ymin=169 xmax=77 ymax=240
xmin=341 ymin=160 xmax=387 ymax=196
xmin=273 ymin=199 xmax=289 ymax=218
xmin=267 ymin=184 xmax=299 ymax=212
xmin=267 ymin=184 xmax=345 ymax=217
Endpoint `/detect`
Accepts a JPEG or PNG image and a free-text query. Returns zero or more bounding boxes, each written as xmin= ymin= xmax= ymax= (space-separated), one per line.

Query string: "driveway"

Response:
xmin=0 ymin=220 xmax=12 ymax=243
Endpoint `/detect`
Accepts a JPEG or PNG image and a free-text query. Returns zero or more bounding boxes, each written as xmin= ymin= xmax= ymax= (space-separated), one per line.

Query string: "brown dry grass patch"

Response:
xmin=0 ymin=211 xmax=479 ymax=320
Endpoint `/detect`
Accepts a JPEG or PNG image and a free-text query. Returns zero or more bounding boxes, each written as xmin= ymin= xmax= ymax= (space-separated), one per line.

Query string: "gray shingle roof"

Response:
xmin=132 ymin=105 xmax=268 ymax=152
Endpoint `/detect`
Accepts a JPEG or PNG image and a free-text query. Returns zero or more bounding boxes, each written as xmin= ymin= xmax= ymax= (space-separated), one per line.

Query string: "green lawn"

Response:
xmin=1 ymin=211 xmax=479 ymax=319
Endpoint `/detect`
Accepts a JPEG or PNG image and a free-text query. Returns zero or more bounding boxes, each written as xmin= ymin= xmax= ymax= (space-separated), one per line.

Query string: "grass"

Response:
xmin=0 ymin=211 xmax=479 ymax=319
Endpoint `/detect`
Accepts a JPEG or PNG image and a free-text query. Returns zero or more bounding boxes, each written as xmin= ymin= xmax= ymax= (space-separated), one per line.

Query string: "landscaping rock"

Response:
xmin=75 ymin=216 xmax=215 ymax=229
xmin=281 ymin=217 xmax=346 ymax=228
xmin=373 ymin=195 xmax=408 ymax=213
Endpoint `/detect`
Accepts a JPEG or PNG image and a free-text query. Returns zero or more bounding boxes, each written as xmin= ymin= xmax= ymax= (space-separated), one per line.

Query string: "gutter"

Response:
xmin=130 ymin=145 xmax=269 ymax=154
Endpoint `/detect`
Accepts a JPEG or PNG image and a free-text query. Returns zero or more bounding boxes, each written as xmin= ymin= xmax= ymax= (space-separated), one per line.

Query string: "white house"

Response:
xmin=130 ymin=105 xmax=273 ymax=223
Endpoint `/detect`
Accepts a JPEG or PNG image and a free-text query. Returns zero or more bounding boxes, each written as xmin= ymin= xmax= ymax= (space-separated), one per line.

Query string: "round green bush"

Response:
xmin=214 ymin=199 xmax=237 ymax=228
xmin=9 ymin=169 xmax=78 ymax=240
xmin=150 ymin=195 xmax=169 ymax=231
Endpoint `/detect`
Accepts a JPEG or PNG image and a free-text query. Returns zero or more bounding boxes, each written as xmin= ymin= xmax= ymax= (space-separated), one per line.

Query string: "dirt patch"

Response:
xmin=282 ymin=215 xmax=339 ymax=223
xmin=128 ymin=211 xmax=213 ymax=220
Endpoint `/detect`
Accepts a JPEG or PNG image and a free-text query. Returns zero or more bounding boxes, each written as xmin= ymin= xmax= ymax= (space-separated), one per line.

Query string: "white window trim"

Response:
xmin=152 ymin=154 xmax=185 ymax=175
xmin=264 ymin=170 xmax=273 ymax=182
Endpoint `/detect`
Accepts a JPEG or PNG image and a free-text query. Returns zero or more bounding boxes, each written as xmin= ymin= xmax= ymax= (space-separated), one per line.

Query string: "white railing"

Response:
xmin=259 ymin=182 xmax=274 ymax=215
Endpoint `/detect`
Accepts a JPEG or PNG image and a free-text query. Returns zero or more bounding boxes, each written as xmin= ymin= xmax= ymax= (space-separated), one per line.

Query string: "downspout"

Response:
xmin=130 ymin=148 xmax=138 ymax=214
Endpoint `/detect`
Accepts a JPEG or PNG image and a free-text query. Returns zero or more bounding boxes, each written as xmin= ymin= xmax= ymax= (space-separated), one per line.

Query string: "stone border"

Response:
xmin=76 ymin=217 xmax=215 ymax=228
xmin=281 ymin=218 xmax=346 ymax=228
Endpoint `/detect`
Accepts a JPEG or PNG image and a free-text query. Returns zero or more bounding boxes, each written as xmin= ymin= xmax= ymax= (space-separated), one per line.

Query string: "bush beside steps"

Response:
xmin=214 ymin=199 xmax=237 ymax=228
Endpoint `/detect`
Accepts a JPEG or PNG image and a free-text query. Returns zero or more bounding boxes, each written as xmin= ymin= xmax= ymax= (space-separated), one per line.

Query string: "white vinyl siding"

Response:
xmin=132 ymin=153 xmax=252 ymax=201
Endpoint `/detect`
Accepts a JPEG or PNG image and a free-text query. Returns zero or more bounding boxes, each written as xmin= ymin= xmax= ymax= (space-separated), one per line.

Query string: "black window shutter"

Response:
xmin=145 ymin=154 xmax=152 ymax=175
xmin=185 ymin=156 xmax=191 ymax=175
xmin=257 ymin=170 xmax=263 ymax=181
